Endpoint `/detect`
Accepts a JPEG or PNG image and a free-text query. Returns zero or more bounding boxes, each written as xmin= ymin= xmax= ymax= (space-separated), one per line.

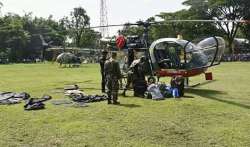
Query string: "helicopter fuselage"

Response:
xmin=147 ymin=37 xmax=225 ymax=78
xmin=105 ymin=36 xmax=225 ymax=80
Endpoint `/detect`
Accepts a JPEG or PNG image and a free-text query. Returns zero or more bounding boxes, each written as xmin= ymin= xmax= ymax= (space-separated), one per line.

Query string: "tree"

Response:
xmin=0 ymin=13 xmax=30 ymax=62
xmin=61 ymin=7 xmax=90 ymax=47
xmin=22 ymin=13 xmax=66 ymax=47
xmin=209 ymin=0 xmax=244 ymax=53
xmin=118 ymin=9 xmax=221 ymax=45
xmin=20 ymin=13 xmax=67 ymax=61
xmin=155 ymin=9 xmax=222 ymax=41
xmin=238 ymin=0 xmax=250 ymax=41
xmin=0 ymin=12 xmax=70 ymax=62
xmin=148 ymin=16 xmax=177 ymax=41
xmin=183 ymin=0 xmax=245 ymax=53
xmin=79 ymin=29 xmax=101 ymax=48
xmin=120 ymin=25 xmax=144 ymax=37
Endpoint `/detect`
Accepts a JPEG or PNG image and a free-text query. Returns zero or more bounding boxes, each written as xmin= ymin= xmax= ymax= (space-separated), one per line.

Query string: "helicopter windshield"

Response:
xmin=196 ymin=37 xmax=225 ymax=66
xmin=183 ymin=37 xmax=225 ymax=69
xmin=150 ymin=37 xmax=225 ymax=70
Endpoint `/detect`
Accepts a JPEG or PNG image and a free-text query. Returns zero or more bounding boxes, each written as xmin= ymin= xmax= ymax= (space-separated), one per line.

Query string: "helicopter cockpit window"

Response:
xmin=196 ymin=37 xmax=225 ymax=67
xmin=154 ymin=42 xmax=184 ymax=69
xmin=183 ymin=37 xmax=225 ymax=69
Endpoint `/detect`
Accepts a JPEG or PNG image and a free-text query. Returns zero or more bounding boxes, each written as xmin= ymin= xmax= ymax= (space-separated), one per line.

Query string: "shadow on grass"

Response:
xmin=118 ymin=103 xmax=141 ymax=108
xmin=68 ymin=80 xmax=95 ymax=84
xmin=182 ymin=95 xmax=194 ymax=99
xmin=51 ymin=85 xmax=101 ymax=93
xmin=189 ymin=80 xmax=217 ymax=88
xmin=186 ymin=89 xmax=250 ymax=109
xmin=80 ymin=87 xmax=102 ymax=91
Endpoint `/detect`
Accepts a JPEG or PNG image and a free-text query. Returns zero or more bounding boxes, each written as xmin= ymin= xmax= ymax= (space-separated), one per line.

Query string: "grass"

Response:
xmin=0 ymin=62 xmax=250 ymax=147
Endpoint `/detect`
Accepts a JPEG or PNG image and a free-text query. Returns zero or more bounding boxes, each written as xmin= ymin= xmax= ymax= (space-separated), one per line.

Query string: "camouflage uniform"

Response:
xmin=104 ymin=58 xmax=122 ymax=104
xmin=99 ymin=51 xmax=108 ymax=92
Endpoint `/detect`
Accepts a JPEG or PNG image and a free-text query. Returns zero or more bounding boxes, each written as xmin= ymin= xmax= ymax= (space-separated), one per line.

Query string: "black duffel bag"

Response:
xmin=133 ymin=79 xmax=147 ymax=97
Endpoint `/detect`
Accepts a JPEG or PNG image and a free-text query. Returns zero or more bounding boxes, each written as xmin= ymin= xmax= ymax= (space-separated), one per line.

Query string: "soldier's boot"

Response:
xmin=122 ymin=89 xmax=127 ymax=97
xmin=122 ymin=83 xmax=131 ymax=97
xmin=112 ymin=92 xmax=120 ymax=105
xmin=101 ymin=82 xmax=106 ymax=93
xmin=113 ymin=100 xmax=120 ymax=105
xmin=107 ymin=92 xmax=112 ymax=104
xmin=107 ymin=99 xmax=112 ymax=104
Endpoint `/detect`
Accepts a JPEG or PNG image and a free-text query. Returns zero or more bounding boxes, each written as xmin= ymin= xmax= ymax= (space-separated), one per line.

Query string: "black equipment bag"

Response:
xmin=133 ymin=79 xmax=147 ymax=97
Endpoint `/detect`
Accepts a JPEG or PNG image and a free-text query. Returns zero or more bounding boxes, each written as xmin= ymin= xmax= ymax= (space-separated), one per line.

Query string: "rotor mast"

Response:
xmin=100 ymin=0 xmax=109 ymax=37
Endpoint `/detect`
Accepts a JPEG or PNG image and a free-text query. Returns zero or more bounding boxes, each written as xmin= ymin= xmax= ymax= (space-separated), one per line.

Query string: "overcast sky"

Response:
xmin=1 ymin=0 xmax=187 ymax=35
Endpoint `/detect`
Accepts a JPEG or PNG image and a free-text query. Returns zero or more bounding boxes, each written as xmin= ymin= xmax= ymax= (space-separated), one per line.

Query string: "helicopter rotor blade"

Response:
xmin=148 ymin=20 xmax=250 ymax=26
xmin=88 ymin=19 xmax=250 ymax=30
xmin=89 ymin=24 xmax=125 ymax=29
xmin=89 ymin=23 xmax=140 ymax=29
xmin=145 ymin=20 xmax=250 ymax=28
xmin=164 ymin=19 xmax=249 ymax=23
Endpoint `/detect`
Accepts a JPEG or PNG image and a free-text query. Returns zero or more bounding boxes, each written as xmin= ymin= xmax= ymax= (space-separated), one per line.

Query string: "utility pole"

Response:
xmin=100 ymin=0 xmax=109 ymax=37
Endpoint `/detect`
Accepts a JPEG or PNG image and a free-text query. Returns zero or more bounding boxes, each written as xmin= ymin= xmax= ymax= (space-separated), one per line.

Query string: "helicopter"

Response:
xmin=90 ymin=20 xmax=246 ymax=87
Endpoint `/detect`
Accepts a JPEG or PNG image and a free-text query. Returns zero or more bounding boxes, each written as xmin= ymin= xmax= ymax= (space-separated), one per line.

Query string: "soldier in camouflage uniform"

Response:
xmin=104 ymin=52 xmax=122 ymax=104
xmin=99 ymin=50 xmax=108 ymax=93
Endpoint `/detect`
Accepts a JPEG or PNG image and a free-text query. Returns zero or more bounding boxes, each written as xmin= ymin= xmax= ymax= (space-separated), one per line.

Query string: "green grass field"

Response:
xmin=0 ymin=62 xmax=250 ymax=147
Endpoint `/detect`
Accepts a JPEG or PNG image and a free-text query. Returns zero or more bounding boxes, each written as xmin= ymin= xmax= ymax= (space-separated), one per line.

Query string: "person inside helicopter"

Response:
xmin=167 ymin=46 xmax=181 ymax=69
xmin=155 ymin=42 xmax=183 ymax=69
xmin=185 ymin=51 xmax=208 ymax=69
xmin=154 ymin=42 xmax=170 ymax=68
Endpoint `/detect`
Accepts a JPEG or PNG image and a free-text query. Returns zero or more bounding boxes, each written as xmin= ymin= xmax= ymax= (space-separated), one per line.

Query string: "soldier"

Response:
xmin=104 ymin=52 xmax=122 ymax=104
xmin=132 ymin=56 xmax=147 ymax=97
xmin=127 ymin=48 xmax=135 ymax=67
xmin=122 ymin=56 xmax=147 ymax=97
xmin=99 ymin=50 xmax=108 ymax=93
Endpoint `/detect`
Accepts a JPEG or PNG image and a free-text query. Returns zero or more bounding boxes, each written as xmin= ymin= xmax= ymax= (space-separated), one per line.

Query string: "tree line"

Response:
xmin=0 ymin=0 xmax=250 ymax=62
xmin=121 ymin=0 xmax=250 ymax=54
xmin=0 ymin=6 xmax=100 ymax=62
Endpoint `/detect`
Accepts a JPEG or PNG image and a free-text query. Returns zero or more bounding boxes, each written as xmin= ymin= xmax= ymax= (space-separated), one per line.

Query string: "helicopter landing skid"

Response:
xmin=184 ymin=77 xmax=200 ymax=88
xmin=184 ymin=83 xmax=201 ymax=89
xmin=184 ymin=78 xmax=215 ymax=89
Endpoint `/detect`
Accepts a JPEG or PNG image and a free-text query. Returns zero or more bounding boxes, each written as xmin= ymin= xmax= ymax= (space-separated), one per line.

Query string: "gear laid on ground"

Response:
xmin=0 ymin=92 xmax=30 ymax=105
